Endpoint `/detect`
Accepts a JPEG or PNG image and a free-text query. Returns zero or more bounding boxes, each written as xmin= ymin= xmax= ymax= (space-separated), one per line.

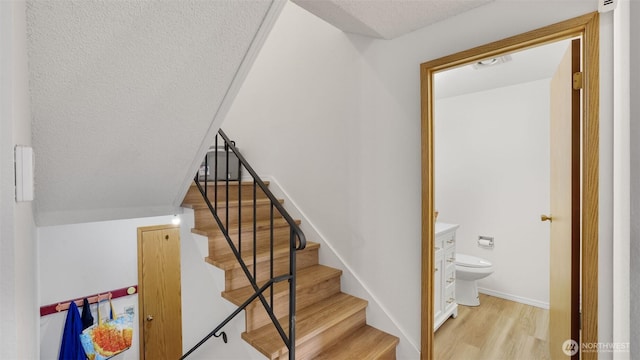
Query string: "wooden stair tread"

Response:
xmin=221 ymin=264 xmax=341 ymax=307
xmin=206 ymin=241 xmax=319 ymax=271
xmin=190 ymin=180 xmax=270 ymax=187
xmin=191 ymin=218 xmax=300 ymax=236
xmin=183 ymin=197 xmax=280 ymax=210
xmin=241 ymin=292 xmax=367 ymax=359
xmin=314 ymin=325 xmax=400 ymax=360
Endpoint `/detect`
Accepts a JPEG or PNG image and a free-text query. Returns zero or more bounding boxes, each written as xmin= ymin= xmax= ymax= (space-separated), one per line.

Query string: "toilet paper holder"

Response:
xmin=478 ymin=236 xmax=494 ymax=249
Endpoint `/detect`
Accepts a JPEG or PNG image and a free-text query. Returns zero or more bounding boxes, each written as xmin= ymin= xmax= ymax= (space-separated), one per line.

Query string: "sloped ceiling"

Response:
xmin=292 ymin=0 xmax=494 ymax=39
xmin=27 ymin=0 xmax=282 ymax=225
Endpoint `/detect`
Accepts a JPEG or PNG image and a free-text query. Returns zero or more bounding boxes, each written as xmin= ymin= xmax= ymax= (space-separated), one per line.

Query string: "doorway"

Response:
xmin=137 ymin=224 xmax=183 ymax=359
xmin=420 ymin=12 xmax=599 ymax=360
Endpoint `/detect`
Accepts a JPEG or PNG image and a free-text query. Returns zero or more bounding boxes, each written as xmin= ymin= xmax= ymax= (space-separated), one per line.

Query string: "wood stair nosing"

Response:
xmin=182 ymin=181 xmax=271 ymax=205
xmin=186 ymin=197 xmax=282 ymax=210
xmin=192 ymin=199 xmax=285 ymax=229
xmin=205 ymin=223 xmax=300 ymax=260
xmin=241 ymin=292 xmax=368 ymax=360
xmin=222 ymin=244 xmax=319 ymax=294
xmin=221 ymin=264 xmax=342 ymax=308
xmin=205 ymin=241 xmax=320 ymax=271
xmin=191 ymin=218 xmax=301 ymax=237
xmin=190 ymin=180 xmax=270 ymax=188
xmin=313 ymin=324 xmax=400 ymax=360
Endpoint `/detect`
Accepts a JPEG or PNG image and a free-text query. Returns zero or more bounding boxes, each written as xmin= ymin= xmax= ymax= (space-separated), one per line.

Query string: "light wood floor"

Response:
xmin=434 ymin=294 xmax=550 ymax=360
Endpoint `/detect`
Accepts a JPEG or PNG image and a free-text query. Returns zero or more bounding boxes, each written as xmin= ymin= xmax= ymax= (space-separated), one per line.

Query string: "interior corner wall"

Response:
xmin=225 ymin=1 xmax=602 ymax=357
xmin=435 ymin=79 xmax=551 ymax=308
xmin=1 ymin=1 xmax=38 ymax=359
xmin=629 ymin=0 xmax=640 ymax=356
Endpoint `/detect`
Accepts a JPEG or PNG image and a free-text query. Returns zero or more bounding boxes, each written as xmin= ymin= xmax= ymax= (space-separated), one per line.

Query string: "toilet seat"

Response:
xmin=456 ymin=253 xmax=492 ymax=268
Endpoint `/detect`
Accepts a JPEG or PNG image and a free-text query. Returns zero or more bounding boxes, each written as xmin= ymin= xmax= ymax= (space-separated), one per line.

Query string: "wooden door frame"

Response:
xmin=420 ymin=12 xmax=599 ymax=360
xmin=137 ymin=224 xmax=182 ymax=359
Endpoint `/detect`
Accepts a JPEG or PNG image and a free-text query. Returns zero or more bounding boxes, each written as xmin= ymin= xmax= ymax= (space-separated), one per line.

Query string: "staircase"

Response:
xmin=181 ymin=147 xmax=399 ymax=359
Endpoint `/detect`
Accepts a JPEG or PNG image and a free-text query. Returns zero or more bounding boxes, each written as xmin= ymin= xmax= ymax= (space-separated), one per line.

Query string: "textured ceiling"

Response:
xmin=27 ymin=0 xmax=280 ymax=225
xmin=292 ymin=0 xmax=494 ymax=39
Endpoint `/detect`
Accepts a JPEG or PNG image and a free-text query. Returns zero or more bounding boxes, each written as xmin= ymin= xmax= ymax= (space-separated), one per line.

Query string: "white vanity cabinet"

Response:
xmin=434 ymin=223 xmax=459 ymax=331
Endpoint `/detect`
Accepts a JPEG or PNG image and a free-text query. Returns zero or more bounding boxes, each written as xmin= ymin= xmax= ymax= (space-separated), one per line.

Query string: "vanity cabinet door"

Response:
xmin=434 ymin=252 xmax=443 ymax=322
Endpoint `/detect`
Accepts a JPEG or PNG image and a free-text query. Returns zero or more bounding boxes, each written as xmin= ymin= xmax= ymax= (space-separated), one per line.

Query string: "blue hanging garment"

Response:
xmin=58 ymin=301 xmax=85 ymax=360
xmin=81 ymin=298 xmax=93 ymax=330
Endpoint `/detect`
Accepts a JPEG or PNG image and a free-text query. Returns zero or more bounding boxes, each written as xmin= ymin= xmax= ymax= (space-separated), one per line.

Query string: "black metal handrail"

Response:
xmin=181 ymin=129 xmax=306 ymax=360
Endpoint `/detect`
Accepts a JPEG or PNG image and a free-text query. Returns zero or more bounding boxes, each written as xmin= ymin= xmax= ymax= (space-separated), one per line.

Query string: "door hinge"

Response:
xmin=573 ymin=72 xmax=583 ymax=90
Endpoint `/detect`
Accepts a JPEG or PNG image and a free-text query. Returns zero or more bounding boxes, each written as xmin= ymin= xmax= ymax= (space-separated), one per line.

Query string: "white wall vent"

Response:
xmin=598 ymin=0 xmax=618 ymax=13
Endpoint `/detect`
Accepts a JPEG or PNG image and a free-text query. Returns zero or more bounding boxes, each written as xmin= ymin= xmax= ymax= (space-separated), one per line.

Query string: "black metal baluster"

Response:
xmin=253 ymin=180 xmax=257 ymax=282
xmin=214 ymin=135 xmax=218 ymax=209
xmin=237 ymin=151 xmax=242 ymax=257
xmin=289 ymin=228 xmax=297 ymax=360
xmin=225 ymin=139 xmax=230 ymax=237
xmin=204 ymin=151 xmax=208 ymax=199
xmin=270 ymin=203 xmax=274 ymax=308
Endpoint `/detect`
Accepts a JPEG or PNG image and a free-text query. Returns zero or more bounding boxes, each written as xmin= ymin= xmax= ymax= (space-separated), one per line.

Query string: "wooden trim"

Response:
xmin=581 ymin=12 xmax=600 ymax=360
xmin=420 ymin=12 xmax=599 ymax=360
xmin=420 ymin=62 xmax=436 ymax=358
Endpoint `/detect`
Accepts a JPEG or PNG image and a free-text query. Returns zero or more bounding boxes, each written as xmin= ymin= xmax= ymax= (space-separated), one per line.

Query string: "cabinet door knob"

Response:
xmin=146 ymin=315 xmax=154 ymax=321
xmin=541 ymin=214 xmax=553 ymax=222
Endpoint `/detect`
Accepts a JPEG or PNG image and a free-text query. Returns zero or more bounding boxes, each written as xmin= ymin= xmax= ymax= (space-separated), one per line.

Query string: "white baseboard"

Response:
xmin=478 ymin=287 xmax=550 ymax=309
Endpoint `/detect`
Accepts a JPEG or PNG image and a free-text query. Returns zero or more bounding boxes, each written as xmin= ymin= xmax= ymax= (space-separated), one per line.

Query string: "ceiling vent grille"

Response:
xmin=598 ymin=0 xmax=617 ymax=13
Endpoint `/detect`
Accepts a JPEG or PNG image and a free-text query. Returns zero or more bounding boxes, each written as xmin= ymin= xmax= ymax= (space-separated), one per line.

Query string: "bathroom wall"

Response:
xmin=435 ymin=78 xmax=550 ymax=308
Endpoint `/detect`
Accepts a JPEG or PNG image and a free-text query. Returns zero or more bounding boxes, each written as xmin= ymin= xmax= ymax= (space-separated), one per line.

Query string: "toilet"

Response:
xmin=455 ymin=253 xmax=494 ymax=306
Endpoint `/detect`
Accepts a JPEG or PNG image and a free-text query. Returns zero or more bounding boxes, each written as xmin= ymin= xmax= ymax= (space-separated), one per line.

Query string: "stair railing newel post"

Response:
xmin=181 ymin=129 xmax=306 ymax=359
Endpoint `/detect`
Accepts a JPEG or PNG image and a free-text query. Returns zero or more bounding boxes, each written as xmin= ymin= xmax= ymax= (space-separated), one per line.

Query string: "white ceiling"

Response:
xmin=292 ymin=0 xmax=494 ymax=39
xmin=27 ymin=0 xmax=278 ymax=225
xmin=435 ymin=39 xmax=572 ymax=99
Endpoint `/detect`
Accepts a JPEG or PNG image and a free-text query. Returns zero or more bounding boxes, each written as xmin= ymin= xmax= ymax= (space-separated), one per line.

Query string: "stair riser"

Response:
xmin=225 ymin=247 xmax=319 ymax=292
xmin=183 ymin=183 xmax=269 ymax=205
xmin=194 ymin=204 xmax=283 ymax=229
xmin=208 ymin=225 xmax=293 ymax=259
xmin=375 ymin=348 xmax=397 ymax=360
xmin=244 ymin=274 xmax=341 ymax=332
xmin=276 ymin=310 xmax=367 ymax=360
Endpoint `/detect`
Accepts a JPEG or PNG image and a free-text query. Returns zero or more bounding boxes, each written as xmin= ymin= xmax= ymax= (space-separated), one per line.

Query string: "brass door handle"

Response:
xmin=541 ymin=214 xmax=553 ymax=222
xmin=146 ymin=315 xmax=154 ymax=321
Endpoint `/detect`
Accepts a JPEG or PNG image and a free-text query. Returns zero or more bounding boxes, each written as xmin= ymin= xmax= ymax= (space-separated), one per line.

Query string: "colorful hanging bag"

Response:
xmin=79 ymin=297 xmax=134 ymax=360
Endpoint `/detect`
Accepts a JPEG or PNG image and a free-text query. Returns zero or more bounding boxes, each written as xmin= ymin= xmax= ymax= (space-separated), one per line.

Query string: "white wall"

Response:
xmin=225 ymin=1 xmax=601 ymax=357
xmin=629 ymin=0 xmax=640 ymax=356
xmin=38 ymin=216 xmax=175 ymax=359
xmin=435 ymin=79 xmax=551 ymax=308
xmin=1 ymin=1 xmax=38 ymax=359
